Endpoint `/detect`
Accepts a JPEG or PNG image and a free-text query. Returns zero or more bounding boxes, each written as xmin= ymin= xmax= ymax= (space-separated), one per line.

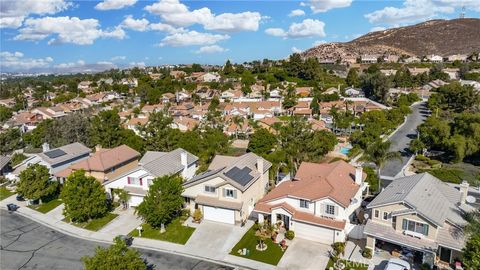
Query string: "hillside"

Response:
xmin=302 ymin=18 xmax=480 ymax=60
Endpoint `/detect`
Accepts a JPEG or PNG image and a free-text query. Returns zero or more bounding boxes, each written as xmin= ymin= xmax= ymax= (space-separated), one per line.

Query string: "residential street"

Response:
xmin=0 ymin=210 xmax=232 ymax=270
xmin=380 ymin=101 xmax=429 ymax=181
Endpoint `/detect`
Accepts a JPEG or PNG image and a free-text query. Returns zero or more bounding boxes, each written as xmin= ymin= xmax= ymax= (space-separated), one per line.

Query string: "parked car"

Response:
xmin=384 ymin=258 xmax=411 ymax=270
xmin=7 ymin=203 xmax=19 ymax=211
xmin=115 ymin=235 xmax=133 ymax=246
xmin=16 ymin=195 xmax=24 ymax=201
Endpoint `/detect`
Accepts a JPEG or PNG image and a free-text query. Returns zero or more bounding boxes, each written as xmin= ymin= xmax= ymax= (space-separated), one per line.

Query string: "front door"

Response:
xmin=283 ymin=215 xmax=290 ymax=230
xmin=439 ymin=247 xmax=452 ymax=263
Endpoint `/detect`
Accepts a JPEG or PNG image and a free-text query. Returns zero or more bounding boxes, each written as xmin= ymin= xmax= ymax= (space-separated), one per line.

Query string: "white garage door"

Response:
xmin=203 ymin=206 xmax=235 ymax=224
xmin=129 ymin=195 xmax=144 ymax=207
xmin=295 ymin=221 xmax=335 ymax=244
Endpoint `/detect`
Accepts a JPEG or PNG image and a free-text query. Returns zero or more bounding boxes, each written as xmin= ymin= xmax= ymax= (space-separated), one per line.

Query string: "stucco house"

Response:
xmin=182 ymin=153 xmax=272 ymax=225
xmin=364 ymin=173 xmax=472 ymax=267
xmin=103 ymin=148 xmax=198 ymax=207
xmin=254 ymin=160 xmax=368 ymax=244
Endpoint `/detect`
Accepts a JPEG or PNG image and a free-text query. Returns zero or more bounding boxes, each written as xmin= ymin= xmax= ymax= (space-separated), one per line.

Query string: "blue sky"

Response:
xmin=1 ymin=0 xmax=479 ymax=73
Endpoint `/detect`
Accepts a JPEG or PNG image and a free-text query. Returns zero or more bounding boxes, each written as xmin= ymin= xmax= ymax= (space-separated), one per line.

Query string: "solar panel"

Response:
xmin=224 ymin=167 xmax=253 ymax=186
xmin=44 ymin=149 xmax=67 ymax=159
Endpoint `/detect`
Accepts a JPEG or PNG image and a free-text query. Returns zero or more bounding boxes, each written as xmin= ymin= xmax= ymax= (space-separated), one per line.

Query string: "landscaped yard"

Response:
xmin=128 ymin=216 xmax=195 ymax=245
xmin=67 ymin=213 xmax=119 ymax=231
xmin=230 ymin=226 xmax=286 ymax=266
xmin=325 ymin=259 xmax=369 ymax=270
xmin=0 ymin=187 xmax=14 ymax=201
xmin=28 ymin=198 xmax=63 ymax=213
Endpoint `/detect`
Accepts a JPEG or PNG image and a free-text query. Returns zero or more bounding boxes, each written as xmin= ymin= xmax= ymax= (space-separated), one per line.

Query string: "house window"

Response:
xmin=374 ymin=210 xmax=380 ymax=218
xmin=402 ymin=219 xmax=429 ymax=236
xmin=383 ymin=212 xmax=389 ymax=220
xmin=325 ymin=204 xmax=335 ymax=215
xmin=204 ymin=186 xmax=216 ymax=193
xmin=224 ymin=189 xmax=235 ymax=198
xmin=300 ymin=199 xmax=309 ymax=208
xmin=127 ymin=177 xmax=142 ymax=186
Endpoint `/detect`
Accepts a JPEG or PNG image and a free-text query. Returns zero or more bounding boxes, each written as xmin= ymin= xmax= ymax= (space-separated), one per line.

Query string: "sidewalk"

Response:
xmin=0 ymin=195 xmax=269 ymax=270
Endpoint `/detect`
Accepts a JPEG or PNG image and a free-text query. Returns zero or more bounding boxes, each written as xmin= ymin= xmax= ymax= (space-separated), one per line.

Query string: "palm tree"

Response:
xmin=361 ymin=140 xmax=401 ymax=190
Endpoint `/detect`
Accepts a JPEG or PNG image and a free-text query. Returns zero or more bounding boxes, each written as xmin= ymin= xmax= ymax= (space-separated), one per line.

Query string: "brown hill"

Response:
xmin=302 ymin=18 xmax=480 ymax=60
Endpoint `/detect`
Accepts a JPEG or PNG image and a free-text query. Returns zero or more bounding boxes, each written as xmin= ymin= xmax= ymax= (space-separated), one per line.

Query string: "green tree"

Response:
xmin=136 ymin=175 xmax=184 ymax=229
xmin=223 ymin=60 xmax=234 ymax=75
xmin=82 ymin=237 xmax=147 ymax=270
xmin=463 ymin=234 xmax=480 ymax=270
xmin=61 ymin=170 xmax=109 ymax=222
xmin=248 ymin=128 xmax=277 ymax=156
xmin=0 ymin=105 xmax=12 ymax=122
xmin=0 ymin=128 xmax=24 ymax=154
xmin=409 ymin=138 xmax=425 ymax=154
xmin=363 ymin=166 xmax=379 ymax=193
xmin=346 ymin=68 xmax=360 ymax=87
xmin=141 ymin=111 xmax=176 ymax=151
xmin=361 ymin=140 xmax=401 ymax=188
xmin=10 ymin=152 xmax=27 ymax=167
xmin=89 ymin=109 xmax=123 ymax=148
xmin=17 ymin=164 xmax=58 ymax=202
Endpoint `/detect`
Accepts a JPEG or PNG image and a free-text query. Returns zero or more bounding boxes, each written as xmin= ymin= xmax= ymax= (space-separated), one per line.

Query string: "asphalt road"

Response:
xmin=380 ymin=102 xmax=429 ymax=180
xmin=0 ymin=210 xmax=232 ymax=270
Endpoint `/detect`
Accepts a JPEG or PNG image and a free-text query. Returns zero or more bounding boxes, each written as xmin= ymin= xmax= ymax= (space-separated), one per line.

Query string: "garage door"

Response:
xmin=295 ymin=221 xmax=335 ymax=244
xmin=129 ymin=195 xmax=144 ymax=207
xmin=203 ymin=206 xmax=235 ymax=224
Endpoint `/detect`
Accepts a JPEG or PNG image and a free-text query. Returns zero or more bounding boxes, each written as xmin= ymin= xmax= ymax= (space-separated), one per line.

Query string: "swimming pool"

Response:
xmin=339 ymin=147 xmax=351 ymax=155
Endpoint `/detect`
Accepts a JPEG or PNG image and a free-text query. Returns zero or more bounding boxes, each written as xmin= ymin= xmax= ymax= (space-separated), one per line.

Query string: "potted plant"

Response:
xmin=192 ymin=208 xmax=202 ymax=223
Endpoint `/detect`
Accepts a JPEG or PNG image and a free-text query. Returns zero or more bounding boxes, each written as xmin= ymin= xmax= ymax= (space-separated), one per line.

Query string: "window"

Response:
xmin=127 ymin=177 xmax=142 ymax=186
xmin=325 ymin=204 xmax=335 ymax=215
xmin=383 ymin=212 xmax=389 ymax=220
xmin=374 ymin=210 xmax=380 ymax=218
xmin=204 ymin=186 xmax=216 ymax=193
xmin=402 ymin=219 xmax=429 ymax=236
xmin=300 ymin=199 xmax=310 ymax=208
xmin=224 ymin=189 xmax=235 ymax=198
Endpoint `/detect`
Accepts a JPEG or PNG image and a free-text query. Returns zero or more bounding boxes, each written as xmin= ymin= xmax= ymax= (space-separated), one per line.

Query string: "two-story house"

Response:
xmin=55 ymin=145 xmax=140 ymax=184
xmin=182 ymin=153 xmax=272 ymax=225
xmin=364 ymin=173 xmax=471 ymax=267
xmin=103 ymin=148 xmax=198 ymax=207
xmin=254 ymin=160 xmax=367 ymax=244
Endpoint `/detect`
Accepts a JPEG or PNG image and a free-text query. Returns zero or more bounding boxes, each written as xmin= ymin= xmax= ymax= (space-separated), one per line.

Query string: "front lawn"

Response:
xmin=129 ymin=216 xmax=195 ymax=245
xmin=325 ymin=259 xmax=369 ymax=270
xmin=229 ymin=226 xmax=286 ymax=266
xmin=28 ymin=198 xmax=62 ymax=213
xmin=67 ymin=213 xmax=119 ymax=231
xmin=0 ymin=187 xmax=14 ymax=201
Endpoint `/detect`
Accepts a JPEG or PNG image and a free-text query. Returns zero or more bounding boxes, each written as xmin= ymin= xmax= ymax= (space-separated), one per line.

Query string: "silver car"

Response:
xmin=384 ymin=258 xmax=411 ymax=270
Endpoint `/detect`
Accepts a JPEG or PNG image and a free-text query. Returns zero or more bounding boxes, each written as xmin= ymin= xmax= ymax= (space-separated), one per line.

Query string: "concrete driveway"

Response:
xmin=185 ymin=220 xmax=251 ymax=261
xmin=98 ymin=207 xmax=142 ymax=235
xmin=277 ymin=238 xmax=331 ymax=270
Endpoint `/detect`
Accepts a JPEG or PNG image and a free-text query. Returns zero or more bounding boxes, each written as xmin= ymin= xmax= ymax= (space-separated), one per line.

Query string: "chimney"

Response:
xmin=181 ymin=150 xmax=188 ymax=168
xmin=42 ymin=142 xmax=50 ymax=152
xmin=355 ymin=166 xmax=363 ymax=185
xmin=459 ymin=181 xmax=469 ymax=205
xmin=257 ymin=158 xmax=264 ymax=174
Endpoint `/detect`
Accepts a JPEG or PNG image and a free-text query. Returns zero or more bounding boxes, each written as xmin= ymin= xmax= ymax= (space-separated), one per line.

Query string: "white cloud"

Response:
xmin=129 ymin=61 xmax=146 ymax=68
xmin=291 ymin=47 xmax=303 ymax=53
xmin=308 ymin=0 xmax=353 ymax=13
xmin=364 ymin=0 xmax=465 ymax=25
xmin=53 ymin=60 xmax=117 ymax=73
xmin=0 ymin=0 xmax=70 ymax=28
xmin=145 ymin=0 xmax=262 ymax=32
xmin=370 ymin=26 xmax=386 ymax=32
xmin=0 ymin=51 xmax=53 ymax=70
xmin=95 ymin=0 xmax=137 ymax=10
xmin=288 ymin=9 xmax=305 ymax=17
xmin=54 ymin=60 xmax=86 ymax=69
xmin=195 ymin=45 xmax=228 ymax=54
xmin=265 ymin=19 xmax=326 ymax=39
xmin=149 ymin=22 xmax=183 ymax=33
xmin=121 ymin=15 xmax=149 ymax=31
xmin=312 ymin=40 xmax=327 ymax=46
xmin=111 ymin=56 xmax=126 ymax=61
xmin=14 ymin=16 xmax=125 ymax=45
xmin=159 ymin=30 xmax=229 ymax=47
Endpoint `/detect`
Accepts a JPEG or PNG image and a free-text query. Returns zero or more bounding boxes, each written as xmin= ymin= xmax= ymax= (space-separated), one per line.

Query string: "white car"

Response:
xmin=384 ymin=258 xmax=411 ymax=270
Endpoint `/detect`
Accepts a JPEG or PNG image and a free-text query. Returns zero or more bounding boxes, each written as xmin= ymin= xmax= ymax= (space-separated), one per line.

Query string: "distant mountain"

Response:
xmin=302 ymin=18 xmax=480 ymax=61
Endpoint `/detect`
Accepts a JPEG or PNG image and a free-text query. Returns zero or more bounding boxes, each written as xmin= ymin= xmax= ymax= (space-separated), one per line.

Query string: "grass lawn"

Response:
xmin=325 ymin=259 xmax=369 ymax=270
xmin=28 ymin=199 xmax=63 ymax=213
xmin=0 ymin=187 xmax=14 ymax=201
xmin=67 ymin=213 xmax=119 ymax=231
xmin=229 ymin=226 xmax=286 ymax=266
xmin=128 ymin=216 xmax=195 ymax=245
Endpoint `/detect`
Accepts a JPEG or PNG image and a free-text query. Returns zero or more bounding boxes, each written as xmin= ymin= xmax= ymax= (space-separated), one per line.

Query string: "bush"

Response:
xmin=332 ymin=242 xmax=346 ymax=256
xmin=192 ymin=208 xmax=202 ymax=222
xmin=362 ymin=248 xmax=372 ymax=259
xmin=285 ymin=230 xmax=295 ymax=240
xmin=415 ymin=155 xmax=430 ymax=162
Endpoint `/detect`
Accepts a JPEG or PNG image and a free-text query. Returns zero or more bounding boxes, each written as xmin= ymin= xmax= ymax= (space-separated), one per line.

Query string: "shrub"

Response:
xmin=192 ymin=208 xmax=202 ymax=222
xmin=285 ymin=230 xmax=295 ymax=240
xmin=362 ymin=248 xmax=372 ymax=259
xmin=332 ymin=242 xmax=346 ymax=256
xmin=415 ymin=155 xmax=430 ymax=162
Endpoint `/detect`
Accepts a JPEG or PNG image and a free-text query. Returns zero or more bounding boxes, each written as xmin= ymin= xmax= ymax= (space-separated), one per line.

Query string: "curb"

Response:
xmin=8 ymin=210 xmax=252 ymax=270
